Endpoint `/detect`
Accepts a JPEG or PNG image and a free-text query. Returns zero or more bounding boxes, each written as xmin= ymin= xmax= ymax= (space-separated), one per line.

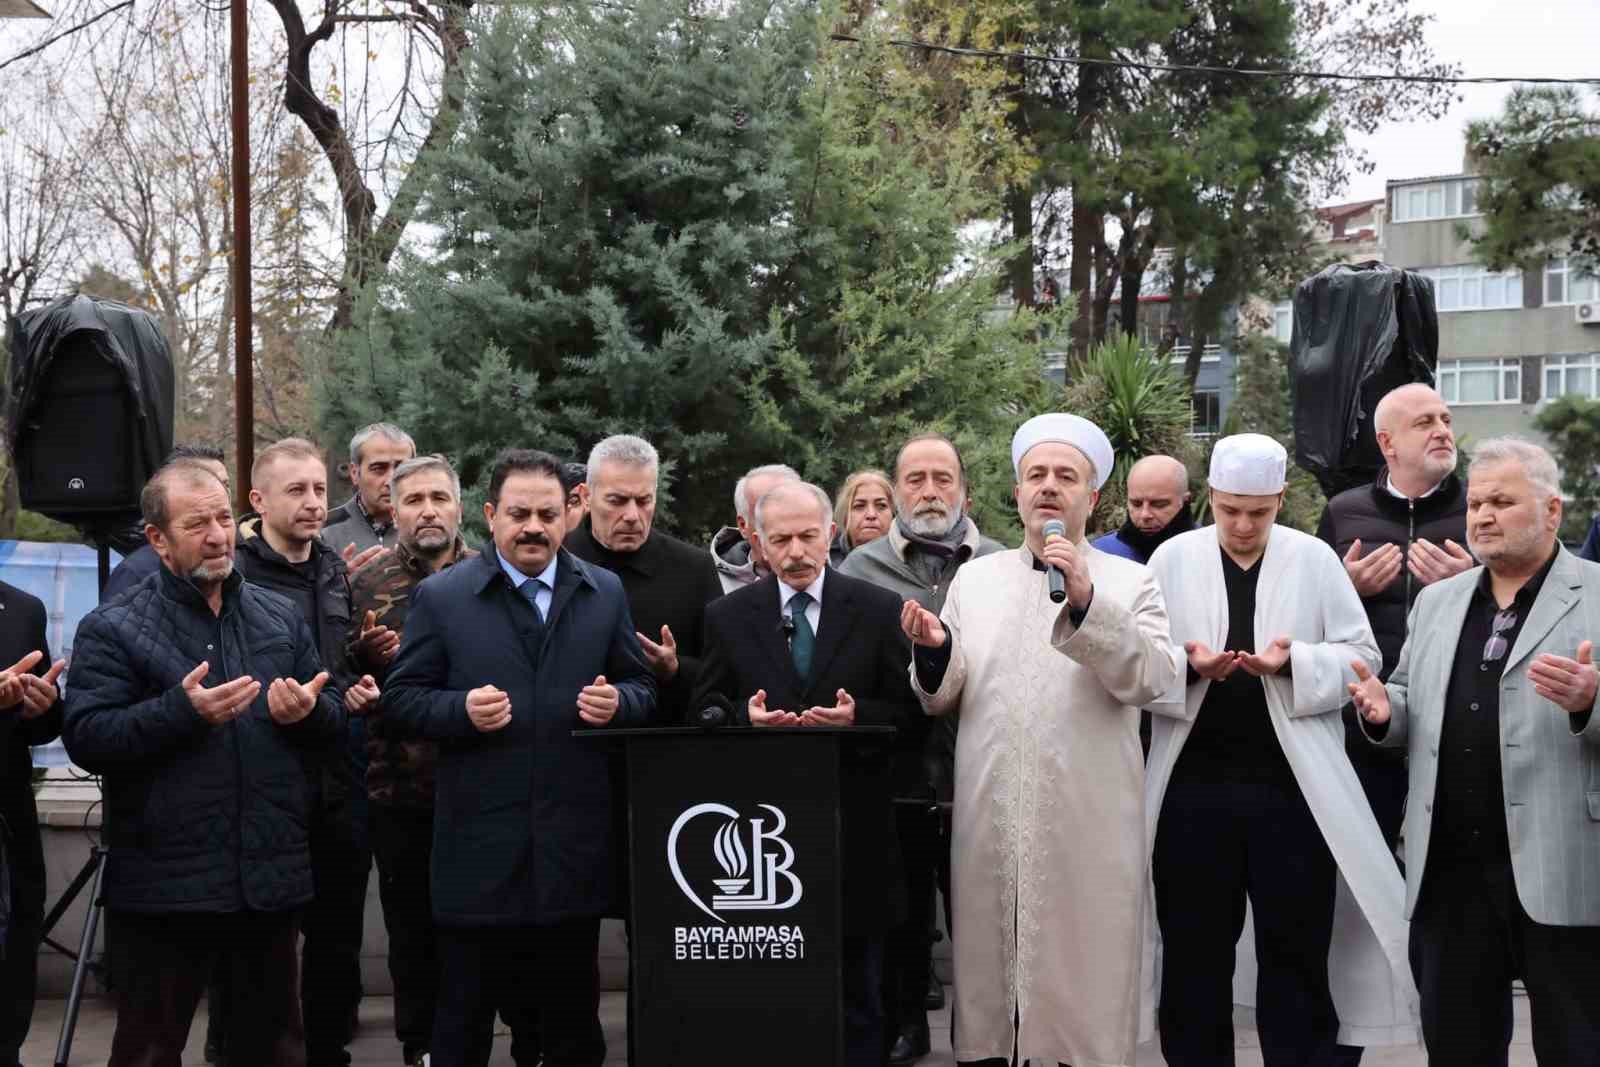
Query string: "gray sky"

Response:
xmin=1334 ymin=0 xmax=1600 ymax=205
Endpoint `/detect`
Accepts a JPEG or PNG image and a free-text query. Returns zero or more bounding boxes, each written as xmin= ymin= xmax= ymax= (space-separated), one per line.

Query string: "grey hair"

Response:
xmin=389 ymin=454 xmax=461 ymax=502
xmin=734 ymin=464 xmax=801 ymax=523
xmin=349 ymin=422 xmax=416 ymax=467
xmin=586 ymin=434 xmax=659 ymax=484
xmin=753 ymin=481 xmax=833 ymax=539
xmin=142 ymin=459 xmax=227 ymax=530
xmin=1468 ymin=436 xmax=1561 ymax=501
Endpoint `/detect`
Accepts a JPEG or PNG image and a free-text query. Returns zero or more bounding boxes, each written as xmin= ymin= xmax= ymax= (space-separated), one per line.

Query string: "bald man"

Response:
xmin=1316 ymin=383 xmax=1471 ymax=853
xmin=1092 ymin=454 xmax=1195 ymax=564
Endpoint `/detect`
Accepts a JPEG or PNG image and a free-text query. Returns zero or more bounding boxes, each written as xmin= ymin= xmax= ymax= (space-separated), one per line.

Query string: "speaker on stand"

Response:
xmin=6 ymin=293 xmax=175 ymax=1065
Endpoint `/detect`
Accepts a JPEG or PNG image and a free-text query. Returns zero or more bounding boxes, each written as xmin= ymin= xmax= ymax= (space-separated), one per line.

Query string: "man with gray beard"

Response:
xmin=839 ymin=432 xmax=1003 ymax=1064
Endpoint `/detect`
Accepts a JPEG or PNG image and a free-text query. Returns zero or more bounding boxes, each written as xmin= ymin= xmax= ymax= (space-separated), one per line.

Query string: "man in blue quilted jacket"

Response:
xmin=62 ymin=458 xmax=345 ymax=1067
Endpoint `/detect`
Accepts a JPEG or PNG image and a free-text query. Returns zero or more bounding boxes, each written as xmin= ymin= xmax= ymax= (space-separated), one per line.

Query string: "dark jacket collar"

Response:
xmin=1367 ymin=466 xmax=1464 ymax=520
xmin=469 ymin=541 xmax=597 ymax=597
xmin=158 ymin=560 xmax=245 ymax=616
xmin=236 ymin=514 xmax=343 ymax=576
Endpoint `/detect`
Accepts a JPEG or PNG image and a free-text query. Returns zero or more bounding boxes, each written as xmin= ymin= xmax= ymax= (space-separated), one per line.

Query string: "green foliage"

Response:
xmin=1534 ymin=394 xmax=1600 ymax=538
xmin=1213 ymin=332 xmax=1325 ymax=532
xmin=14 ymin=510 xmax=79 ymax=543
xmin=1467 ymin=88 xmax=1600 ymax=275
xmin=1060 ymin=334 xmax=1198 ymax=535
xmin=318 ymin=0 xmax=1065 ymax=544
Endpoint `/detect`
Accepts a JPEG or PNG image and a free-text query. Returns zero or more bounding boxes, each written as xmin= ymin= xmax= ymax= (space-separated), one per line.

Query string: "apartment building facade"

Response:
xmin=1382 ymin=171 xmax=1600 ymax=449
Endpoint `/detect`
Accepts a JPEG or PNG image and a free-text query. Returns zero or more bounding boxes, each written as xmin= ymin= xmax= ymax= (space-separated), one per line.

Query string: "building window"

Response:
xmin=1272 ymin=302 xmax=1293 ymax=344
xmin=1438 ymin=358 xmax=1521 ymax=405
xmin=1545 ymin=257 xmax=1600 ymax=306
xmin=1391 ymin=179 xmax=1481 ymax=223
xmin=1544 ymin=354 xmax=1600 ymax=400
xmin=1191 ymin=389 xmax=1221 ymax=437
xmin=1417 ymin=264 xmax=1523 ymax=312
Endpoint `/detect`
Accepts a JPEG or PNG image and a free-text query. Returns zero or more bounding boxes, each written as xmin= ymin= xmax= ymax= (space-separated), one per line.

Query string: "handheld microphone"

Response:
xmin=1042 ymin=518 xmax=1068 ymax=604
xmin=696 ymin=692 xmax=733 ymax=729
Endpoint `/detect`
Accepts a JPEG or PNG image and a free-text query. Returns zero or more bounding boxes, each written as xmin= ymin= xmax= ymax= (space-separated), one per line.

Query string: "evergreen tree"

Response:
xmin=321 ymin=0 xmax=816 ymax=536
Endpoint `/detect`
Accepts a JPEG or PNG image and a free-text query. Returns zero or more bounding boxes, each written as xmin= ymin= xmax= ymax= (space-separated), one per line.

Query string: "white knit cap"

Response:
xmin=1208 ymin=433 xmax=1287 ymax=495
xmin=1010 ymin=413 xmax=1114 ymax=490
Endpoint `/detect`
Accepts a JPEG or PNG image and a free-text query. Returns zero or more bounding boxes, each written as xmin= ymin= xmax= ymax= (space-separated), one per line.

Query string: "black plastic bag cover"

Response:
xmin=6 ymin=293 xmax=176 ymax=482
xmin=1289 ymin=262 xmax=1438 ymax=498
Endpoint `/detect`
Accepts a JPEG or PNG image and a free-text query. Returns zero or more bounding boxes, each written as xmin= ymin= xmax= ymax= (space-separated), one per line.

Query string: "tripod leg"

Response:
xmin=53 ymin=848 xmax=107 ymax=1067
xmin=39 ymin=851 xmax=102 ymax=943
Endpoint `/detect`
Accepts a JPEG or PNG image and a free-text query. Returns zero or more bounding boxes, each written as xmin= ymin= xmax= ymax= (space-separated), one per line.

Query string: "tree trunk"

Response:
xmin=1006 ymin=183 xmax=1034 ymax=311
xmin=266 ymin=1 xmax=472 ymax=336
xmin=1067 ymin=61 xmax=1101 ymax=360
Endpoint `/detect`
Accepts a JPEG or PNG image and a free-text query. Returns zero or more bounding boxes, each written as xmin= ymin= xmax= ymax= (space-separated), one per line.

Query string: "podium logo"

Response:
xmin=668 ymin=802 xmax=803 ymax=924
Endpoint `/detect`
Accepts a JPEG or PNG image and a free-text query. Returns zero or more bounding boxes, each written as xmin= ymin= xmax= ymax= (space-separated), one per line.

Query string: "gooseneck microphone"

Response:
xmin=696 ymin=692 xmax=733 ymax=729
xmin=1042 ymin=518 xmax=1068 ymax=604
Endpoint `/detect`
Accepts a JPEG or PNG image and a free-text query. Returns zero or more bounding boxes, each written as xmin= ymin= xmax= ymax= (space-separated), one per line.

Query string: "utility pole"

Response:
xmin=230 ymin=0 xmax=254 ymax=505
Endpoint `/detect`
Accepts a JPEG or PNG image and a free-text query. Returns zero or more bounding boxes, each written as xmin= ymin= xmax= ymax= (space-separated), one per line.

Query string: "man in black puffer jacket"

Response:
xmin=234 ymin=438 xmax=368 ymax=1067
xmin=1316 ymin=383 xmax=1471 ymax=851
xmin=63 ymin=458 xmax=343 ymax=1067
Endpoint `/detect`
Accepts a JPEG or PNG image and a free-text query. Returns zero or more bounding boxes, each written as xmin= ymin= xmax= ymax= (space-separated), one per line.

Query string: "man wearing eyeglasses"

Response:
xmin=1351 ymin=436 xmax=1600 ymax=1067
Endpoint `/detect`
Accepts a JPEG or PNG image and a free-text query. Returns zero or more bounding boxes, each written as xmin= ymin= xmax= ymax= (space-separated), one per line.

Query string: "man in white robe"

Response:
xmin=1143 ymin=434 xmax=1417 ymax=1066
xmin=902 ymin=414 xmax=1182 ymax=1067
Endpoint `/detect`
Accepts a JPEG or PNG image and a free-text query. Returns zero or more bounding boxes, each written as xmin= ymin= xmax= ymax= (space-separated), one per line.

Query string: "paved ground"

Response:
xmin=25 ymin=990 xmax=1539 ymax=1066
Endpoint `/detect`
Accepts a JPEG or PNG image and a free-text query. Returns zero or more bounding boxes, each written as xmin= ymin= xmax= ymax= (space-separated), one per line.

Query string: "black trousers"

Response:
xmin=301 ymin=787 xmax=372 ymax=1066
xmin=371 ymin=804 xmax=438 ymax=1060
xmin=107 ymin=909 xmax=304 ymax=1067
xmin=1154 ymin=780 xmax=1342 ymax=1067
xmin=843 ymin=934 xmax=888 ymax=1067
xmin=884 ymin=802 xmax=942 ymax=1039
xmin=433 ymin=918 xmax=604 ymax=1067
xmin=1345 ymin=736 xmax=1407 ymax=853
xmin=0 ymin=891 xmax=41 ymax=1067
xmin=1411 ymin=859 xmax=1600 ymax=1067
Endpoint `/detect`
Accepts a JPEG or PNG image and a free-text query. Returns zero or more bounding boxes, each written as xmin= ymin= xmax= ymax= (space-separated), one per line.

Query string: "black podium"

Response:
xmin=601 ymin=725 xmax=893 ymax=1067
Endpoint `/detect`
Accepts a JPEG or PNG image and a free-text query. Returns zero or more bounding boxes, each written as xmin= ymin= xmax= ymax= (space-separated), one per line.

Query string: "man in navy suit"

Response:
xmin=384 ymin=448 xmax=657 ymax=1067
xmin=695 ymin=480 xmax=915 ymax=1067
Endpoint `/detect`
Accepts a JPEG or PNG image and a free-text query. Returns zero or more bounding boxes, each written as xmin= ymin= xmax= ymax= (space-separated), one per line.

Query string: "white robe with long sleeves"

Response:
xmin=912 ymin=544 xmax=1182 ymax=1067
xmin=1142 ymin=524 xmax=1419 ymax=1045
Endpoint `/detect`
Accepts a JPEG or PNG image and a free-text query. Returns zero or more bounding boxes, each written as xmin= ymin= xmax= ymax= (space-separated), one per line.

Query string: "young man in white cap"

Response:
xmin=1142 ymin=433 xmax=1416 ymax=1066
xmin=901 ymin=412 xmax=1182 ymax=1067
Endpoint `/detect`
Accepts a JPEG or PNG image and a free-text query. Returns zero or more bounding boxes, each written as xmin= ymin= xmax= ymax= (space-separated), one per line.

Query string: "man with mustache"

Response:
xmin=708 ymin=463 xmax=801 ymax=593
xmin=347 ymin=455 xmax=476 ymax=1067
xmin=384 ymin=448 xmax=656 ymax=1067
xmin=696 ymin=479 xmax=916 ymax=1067
xmin=1317 ymin=383 xmax=1472 ymax=857
xmin=1092 ymin=454 xmax=1195 ymax=564
xmin=62 ymin=458 xmax=342 ymax=1066
xmin=903 ymin=414 xmax=1182 ymax=1067
xmin=839 ymin=432 xmax=1003 ymax=1064
xmin=233 ymin=438 xmax=368 ymax=1067
xmin=1351 ymin=438 xmax=1600 ymax=1067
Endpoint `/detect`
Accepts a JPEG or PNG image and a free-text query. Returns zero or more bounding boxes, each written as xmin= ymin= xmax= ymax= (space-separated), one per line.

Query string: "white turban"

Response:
xmin=1208 ymin=433 xmax=1287 ymax=495
xmin=1011 ymin=413 xmax=1115 ymax=490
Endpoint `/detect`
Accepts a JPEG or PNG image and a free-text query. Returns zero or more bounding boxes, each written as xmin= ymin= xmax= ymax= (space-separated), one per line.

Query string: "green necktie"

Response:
xmin=788 ymin=591 xmax=815 ymax=679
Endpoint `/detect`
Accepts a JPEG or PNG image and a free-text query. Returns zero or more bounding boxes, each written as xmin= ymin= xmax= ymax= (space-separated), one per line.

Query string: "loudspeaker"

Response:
xmin=15 ymin=337 xmax=144 ymax=518
xmin=7 ymin=294 xmax=175 ymax=527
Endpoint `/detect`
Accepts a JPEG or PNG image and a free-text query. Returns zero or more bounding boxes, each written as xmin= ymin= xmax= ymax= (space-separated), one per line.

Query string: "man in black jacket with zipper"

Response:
xmin=63 ymin=458 xmax=342 ymax=1067
xmin=1316 ymin=383 xmax=1471 ymax=850
xmin=0 ymin=585 xmax=65 ymax=1067
xmin=233 ymin=438 xmax=367 ymax=1067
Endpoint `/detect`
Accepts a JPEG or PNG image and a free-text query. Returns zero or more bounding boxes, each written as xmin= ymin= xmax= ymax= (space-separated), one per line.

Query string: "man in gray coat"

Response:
xmin=1350 ymin=436 xmax=1600 ymax=1067
xmin=839 ymin=431 xmax=1002 ymax=1064
xmin=322 ymin=422 xmax=416 ymax=555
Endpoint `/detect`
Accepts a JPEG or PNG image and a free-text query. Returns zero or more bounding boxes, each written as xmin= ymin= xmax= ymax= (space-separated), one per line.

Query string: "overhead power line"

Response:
xmin=829 ymin=32 xmax=1600 ymax=88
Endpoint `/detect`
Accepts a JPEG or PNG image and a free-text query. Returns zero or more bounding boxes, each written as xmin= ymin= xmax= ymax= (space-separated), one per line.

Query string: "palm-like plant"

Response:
xmin=1060 ymin=334 xmax=1199 ymax=535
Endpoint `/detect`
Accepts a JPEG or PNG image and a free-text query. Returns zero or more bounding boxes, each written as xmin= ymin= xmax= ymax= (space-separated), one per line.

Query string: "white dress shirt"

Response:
xmin=777 ymin=570 xmax=825 ymax=636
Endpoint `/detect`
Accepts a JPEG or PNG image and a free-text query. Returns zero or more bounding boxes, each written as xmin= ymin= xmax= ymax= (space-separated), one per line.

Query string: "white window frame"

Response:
xmin=1437 ymin=358 xmax=1521 ymax=406
xmin=1271 ymin=302 xmax=1292 ymax=344
xmin=1417 ymin=264 xmax=1524 ymax=312
xmin=1390 ymin=179 xmax=1482 ymax=223
xmin=1545 ymin=257 xmax=1600 ymax=306
xmin=1544 ymin=354 xmax=1600 ymax=401
xmin=1190 ymin=388 xmax=1222 ymax=437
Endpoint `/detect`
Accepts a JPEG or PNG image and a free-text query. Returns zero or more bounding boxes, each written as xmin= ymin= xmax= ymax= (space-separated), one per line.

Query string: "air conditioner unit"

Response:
xmin=1578 ymin=301 xmax=1600 ymax=325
